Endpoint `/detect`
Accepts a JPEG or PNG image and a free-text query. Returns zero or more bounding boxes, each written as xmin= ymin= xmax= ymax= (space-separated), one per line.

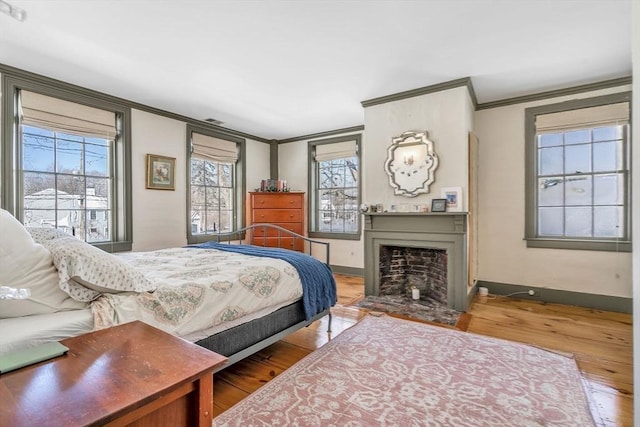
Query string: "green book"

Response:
xmin=0 ymin=342 xmax=69 ymax=374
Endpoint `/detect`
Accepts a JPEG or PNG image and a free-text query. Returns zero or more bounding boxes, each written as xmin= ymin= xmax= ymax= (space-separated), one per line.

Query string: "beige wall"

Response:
xmin=130 ymin=109 xmax=187 ymax=251
xmin=130 ymin=109 xmax=270 ymax=251
xmin=363 ymin=86 xmax=473 ymax=211
xmin=278 ymin=131 xmax=364 ymax=269
xmin=474 ymin=85 xmax=633 ymax=298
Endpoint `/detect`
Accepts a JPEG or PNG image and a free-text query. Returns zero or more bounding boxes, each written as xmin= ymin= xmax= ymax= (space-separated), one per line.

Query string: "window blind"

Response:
xmin=191 ymin=132 xmax=238 ymax=163
xmin=314 ymin=140 xmax=357 ymax=162
xmin=20 ymin=90 xmax=117 ymax=139
xmin=536 ymin=102 xmax=629 ymax=133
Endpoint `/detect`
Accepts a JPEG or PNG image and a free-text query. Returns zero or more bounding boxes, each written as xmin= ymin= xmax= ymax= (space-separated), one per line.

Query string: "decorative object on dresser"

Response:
xmin=258 ymin=179 xmax=288 ymax=192
xmin=1 ymin=321 xmax=227 ymax=427
xmin=384 ymin=130 xmax=439 ymax=197
xmin=250 ymin=191 xmax=305 ymax=252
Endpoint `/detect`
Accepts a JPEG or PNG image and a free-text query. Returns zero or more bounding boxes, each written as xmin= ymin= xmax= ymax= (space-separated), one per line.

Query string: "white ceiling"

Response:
xmin=0 ymin=0 xmax=632 ymax=140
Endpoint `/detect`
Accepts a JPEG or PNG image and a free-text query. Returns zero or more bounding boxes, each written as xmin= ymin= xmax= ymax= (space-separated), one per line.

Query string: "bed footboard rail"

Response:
xmin=211 ymin=224 xmax=331 ymax=265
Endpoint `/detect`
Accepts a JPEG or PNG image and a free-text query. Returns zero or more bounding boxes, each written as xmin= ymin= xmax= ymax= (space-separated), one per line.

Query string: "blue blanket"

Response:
xmin=190 ymin=242 xmax=337 ymax=320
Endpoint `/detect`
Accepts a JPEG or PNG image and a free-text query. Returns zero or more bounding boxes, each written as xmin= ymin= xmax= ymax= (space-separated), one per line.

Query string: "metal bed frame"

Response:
xmin=211 ymin=223 xmax=331 ymax=265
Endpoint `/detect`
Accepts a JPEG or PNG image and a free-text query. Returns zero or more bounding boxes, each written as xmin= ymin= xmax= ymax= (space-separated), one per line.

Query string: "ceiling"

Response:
xmin=0 ymin=0 xmax=632 ymax=140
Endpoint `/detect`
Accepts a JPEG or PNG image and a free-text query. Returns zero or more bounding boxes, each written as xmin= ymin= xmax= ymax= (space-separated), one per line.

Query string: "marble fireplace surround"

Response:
xmin=363 ymin=213 xmax=469 ymax=312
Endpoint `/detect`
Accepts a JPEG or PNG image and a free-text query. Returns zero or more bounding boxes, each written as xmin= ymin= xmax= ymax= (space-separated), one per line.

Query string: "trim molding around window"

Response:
xmin=524 ymin=91 xmax=632 ymax=252
xmin=1 ymin=73 xmax=133 ymax=252
xmin=185 ymin=124 xmax=246 ymax=244
xmin=308 ymin=134 xmax=362 ymax=240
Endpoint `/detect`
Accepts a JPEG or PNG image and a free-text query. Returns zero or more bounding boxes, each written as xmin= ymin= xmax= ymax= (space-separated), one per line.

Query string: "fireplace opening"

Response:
xmin=379 ymin=245 xmax=448 ymax=305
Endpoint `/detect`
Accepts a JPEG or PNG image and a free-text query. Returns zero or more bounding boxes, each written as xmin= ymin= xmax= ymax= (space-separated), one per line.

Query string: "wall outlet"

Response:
xmin=528 ymin=290 xmax=535 ymax=296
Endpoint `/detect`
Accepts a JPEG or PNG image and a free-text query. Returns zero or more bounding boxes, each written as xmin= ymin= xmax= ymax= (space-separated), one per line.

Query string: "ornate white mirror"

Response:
xmin=384 ymin=130 xmax=439 ymax=197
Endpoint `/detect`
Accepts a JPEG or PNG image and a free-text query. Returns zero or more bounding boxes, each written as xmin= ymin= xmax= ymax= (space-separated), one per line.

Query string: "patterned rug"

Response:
xmin=353 ymin=295 xmax=462 ymax=326
xmin=214 ymin=314 xmax=595 ymax=426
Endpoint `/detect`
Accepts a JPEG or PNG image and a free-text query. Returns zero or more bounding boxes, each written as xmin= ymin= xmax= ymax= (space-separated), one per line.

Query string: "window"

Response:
xmin=187 ymin=125 xmax=245 ymax=244
xmin=308 ymin=135 xmax=361 ymax=239
xmin=525 ymin=92 xmax=631 ymax=251
xmin=1 ymin=75 xmax=132 ymax=252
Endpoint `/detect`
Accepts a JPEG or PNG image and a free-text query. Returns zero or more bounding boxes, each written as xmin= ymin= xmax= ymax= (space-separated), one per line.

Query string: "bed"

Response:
xmin=0 ymin=209 xmax=337 ymax=372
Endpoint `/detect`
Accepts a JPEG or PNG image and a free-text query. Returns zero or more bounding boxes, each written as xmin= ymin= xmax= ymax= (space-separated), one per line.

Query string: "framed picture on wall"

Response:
xmin=431 ymin=198 xmax=447 ymax=213
xmin=146 ymin=154 xmax=176 ymax=190
xmin=441 ymin=186 xmax=462 ymax=212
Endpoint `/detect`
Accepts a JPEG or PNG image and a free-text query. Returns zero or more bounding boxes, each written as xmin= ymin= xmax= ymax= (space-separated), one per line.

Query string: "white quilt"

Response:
xmin=92 ymin=247 xmax=303 ymax=337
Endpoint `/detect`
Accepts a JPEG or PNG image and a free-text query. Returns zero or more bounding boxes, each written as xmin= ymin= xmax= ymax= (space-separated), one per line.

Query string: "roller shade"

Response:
xmin=315 ymin=140 xmax=357 ymax=162
xmin=192 ymin=132 xmax=238 ymax=163
xmin=536 ymin=102 xmax=629 ymax=133
xmin=20 ymin=90 xmax=117 ymax=139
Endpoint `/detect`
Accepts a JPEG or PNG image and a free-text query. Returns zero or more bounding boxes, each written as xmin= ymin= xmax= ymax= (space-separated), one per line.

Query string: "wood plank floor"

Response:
xmin=213 ymin=274 xmax=633 ymax=426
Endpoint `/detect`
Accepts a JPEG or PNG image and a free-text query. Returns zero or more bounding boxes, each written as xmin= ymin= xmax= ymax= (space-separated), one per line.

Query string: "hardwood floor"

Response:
xmin=213 ymin=274 xmax=633 ymax=426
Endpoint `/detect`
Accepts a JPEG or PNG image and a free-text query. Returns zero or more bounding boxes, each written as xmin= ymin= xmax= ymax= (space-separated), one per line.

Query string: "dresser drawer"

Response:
xmin=252 ymin=209 xmax=302 ymax=223
xmin=252 ymin=193 xmax=303 ymax=209
xmin=251 ymin=236 xmax=305 ymax=252
xmin=252 ymin=223 xmax=303 ymax=236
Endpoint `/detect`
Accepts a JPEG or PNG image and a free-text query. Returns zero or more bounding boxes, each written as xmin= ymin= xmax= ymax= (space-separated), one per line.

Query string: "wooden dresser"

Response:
xmin=250 ymin=191 xmax=305 ymax=252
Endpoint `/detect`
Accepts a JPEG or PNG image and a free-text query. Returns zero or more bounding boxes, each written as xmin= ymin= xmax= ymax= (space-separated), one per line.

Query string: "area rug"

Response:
xmin=354 ymin=295 xmax=462 ymax=326
xmin=214 ymin=314 xmax=596 ymax=427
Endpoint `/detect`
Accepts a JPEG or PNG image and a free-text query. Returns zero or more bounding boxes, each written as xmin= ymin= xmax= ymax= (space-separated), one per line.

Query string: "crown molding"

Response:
xmin=361 ymin=77 xmax=477 ymax=108
xmin=277 ymin=125 xmax=364 ymax=144
xmin=476 ymin=76 xmax=633 ymax=110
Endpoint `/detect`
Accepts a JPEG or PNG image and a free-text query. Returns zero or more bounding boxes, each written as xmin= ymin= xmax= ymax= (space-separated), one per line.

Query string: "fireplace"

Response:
xmin=379 ymin=246 xmax=448 ymax=305
xmin=363 ymin=213 xmax=469 ymax=311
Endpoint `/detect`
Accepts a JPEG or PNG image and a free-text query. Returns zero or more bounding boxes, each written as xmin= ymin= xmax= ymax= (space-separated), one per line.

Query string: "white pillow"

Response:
xmin=0 ymin=209 xmax=87 ymax=318
xmin=43 ymin=237 xmax=156 ymax=302
xmin=26 ymin=227 xmax=72 ymax=244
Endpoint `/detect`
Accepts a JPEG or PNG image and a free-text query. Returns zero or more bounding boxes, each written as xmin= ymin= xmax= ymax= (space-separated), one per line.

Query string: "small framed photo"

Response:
xmin=146 ymin=154 xmax=176 ymax=190
xmin=431 ymin=198 xmax=447 ymax=213
xmin=441 ymin=186 xmax=462 ymax=212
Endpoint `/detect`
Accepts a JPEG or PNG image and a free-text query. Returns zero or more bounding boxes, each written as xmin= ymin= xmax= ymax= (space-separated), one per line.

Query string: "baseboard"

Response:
xmin=466 ymin=282 xmax=478 ymax=312
xmin=475 ymin=280 xmax=631 ymax=314
xmin=330 ymin=265 xmax=364 ymax=276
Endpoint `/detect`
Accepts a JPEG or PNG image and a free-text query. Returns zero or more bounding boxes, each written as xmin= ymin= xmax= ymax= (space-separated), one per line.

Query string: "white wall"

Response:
xmin=244 ymin=139 xmax=271 ymax=229
xmin=131 ymin=109 xmax=271 ymax=251
xmin=363 ymin=86 xmax=473 ymax=211
xmin=245 ymin=140 xmax=271 ymax=195
xmin=131 ymin=109 xmax=187 ymax=251
xmin=278 ymin=132 xmax=364 ymax=269
xmin=474 ymin=85 xmax=633 ymax=298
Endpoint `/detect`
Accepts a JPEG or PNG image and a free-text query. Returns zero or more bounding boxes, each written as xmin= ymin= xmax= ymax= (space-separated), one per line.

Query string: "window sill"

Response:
xmin=94 ymin=241 xmax=133 ymax=253
xmin=308 ymin=231 xmax=361 ymax=241
xmin=525 ymin=237 xmax=631 ymax=252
